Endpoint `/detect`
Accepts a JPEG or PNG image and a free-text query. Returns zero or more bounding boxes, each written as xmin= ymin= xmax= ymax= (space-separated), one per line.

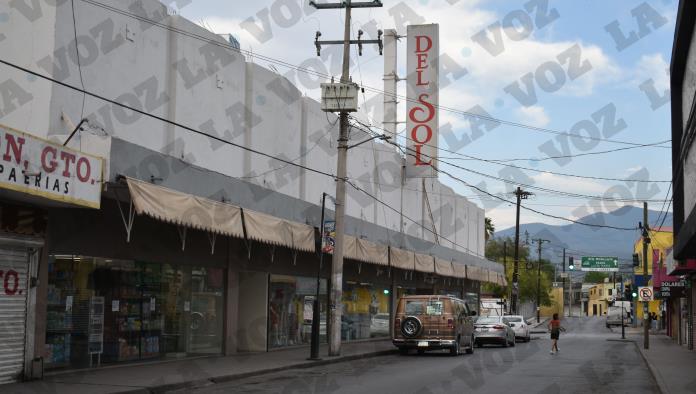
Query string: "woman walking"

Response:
xmin=548 ymin=313 xmax=565 ymax=354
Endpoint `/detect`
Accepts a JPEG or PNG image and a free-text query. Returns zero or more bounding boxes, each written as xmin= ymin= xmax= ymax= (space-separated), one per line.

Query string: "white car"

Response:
xmin=505 ymin=315 xmax=530 ymax=342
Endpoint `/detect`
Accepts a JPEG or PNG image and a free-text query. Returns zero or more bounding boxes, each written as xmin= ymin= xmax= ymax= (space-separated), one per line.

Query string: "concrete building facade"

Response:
xmin=0 ymin=0 xmax=502 ymax=383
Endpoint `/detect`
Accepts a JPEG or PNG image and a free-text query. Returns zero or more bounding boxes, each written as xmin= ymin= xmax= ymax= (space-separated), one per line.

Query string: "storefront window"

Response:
xmin=268 ymin=275 xmax=327 ymax=348
xmin=45 ymin=256 xmax=224 ymax=370
xmin=342 ymin=282 xmax=390 ymax=340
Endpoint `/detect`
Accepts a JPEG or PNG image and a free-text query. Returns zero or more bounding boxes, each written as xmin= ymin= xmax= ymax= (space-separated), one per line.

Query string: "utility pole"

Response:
xmin=309 ymin=192 xmax=328 ymax=360
xmin=511 ymin=187 xmax=532 ymax=315
xmin=503 ymin=241 xmax=508 ymax=313
xmin=533 ymin=238 xmax=550 ymax=323
xmin=562 ymin=248 xmax=566 ymax=317
xmin=569 ymin=274 xmax=573 ymax=317
xmin=310 ymin=0 xmax=383 ymax=357
xmin=641 ymin=202 xmax=650 ymax=350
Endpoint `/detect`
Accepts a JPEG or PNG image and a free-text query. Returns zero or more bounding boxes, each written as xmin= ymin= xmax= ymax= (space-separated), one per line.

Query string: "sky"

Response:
xmin=173 ymin=0 xmax=676 ymax=232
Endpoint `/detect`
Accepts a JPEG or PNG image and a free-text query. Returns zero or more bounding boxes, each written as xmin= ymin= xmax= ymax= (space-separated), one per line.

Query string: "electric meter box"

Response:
xmin=320 ymin=83 xmax=359 ymax=112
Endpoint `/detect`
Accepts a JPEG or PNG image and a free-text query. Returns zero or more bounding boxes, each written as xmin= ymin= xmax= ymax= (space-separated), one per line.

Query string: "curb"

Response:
xmin=125 ymin=349 xmax=399 ymax=394
xmin=632 ymin=341 xmax=666 ymax=394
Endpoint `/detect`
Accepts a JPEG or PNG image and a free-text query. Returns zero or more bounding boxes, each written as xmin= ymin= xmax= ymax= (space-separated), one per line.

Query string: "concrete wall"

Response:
xmin=236 ymin=271 xmax=268 ymax=352
xmin=0 ymin=0 xmax=487 ymax=259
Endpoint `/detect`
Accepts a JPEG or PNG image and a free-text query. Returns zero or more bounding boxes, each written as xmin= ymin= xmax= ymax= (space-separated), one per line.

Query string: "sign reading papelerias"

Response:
xmin=0 ymin=125 xmax=103 ymax=208
xmin=406 ymin=24 xmax=439 ymax=178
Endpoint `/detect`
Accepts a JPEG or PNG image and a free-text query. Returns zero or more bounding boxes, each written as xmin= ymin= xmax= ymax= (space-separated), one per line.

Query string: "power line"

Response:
xmin=351 ymin=118 xmax=670 ymax=183
xmin=76 ymin=0 xmax=671 ymax=150
xmin=380 ymin=135 xmax=639 ymax=231
xmin=351 ymin=119 xmax=668 ymax=203
xmin=468 ymin=141 xmax=672 ymax=163
xmin=70 ymin=0 xmax=86 ymax=120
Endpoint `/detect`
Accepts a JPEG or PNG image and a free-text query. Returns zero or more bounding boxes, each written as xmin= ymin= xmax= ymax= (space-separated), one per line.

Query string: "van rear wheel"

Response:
xmin=450 ymin=340 xmax=460 ymax=356
xmin=465 ymin=336 xmax=474 ymax=354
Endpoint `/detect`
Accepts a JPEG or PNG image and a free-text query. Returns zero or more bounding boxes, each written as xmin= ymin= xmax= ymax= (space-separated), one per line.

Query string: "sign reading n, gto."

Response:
xmin=406 ymin=24 xmax=439 ymax=178
xmin=0 ymin=125 xmax=103 ymax=208
xmin=581 ymin=256 xmax=619 ymax=272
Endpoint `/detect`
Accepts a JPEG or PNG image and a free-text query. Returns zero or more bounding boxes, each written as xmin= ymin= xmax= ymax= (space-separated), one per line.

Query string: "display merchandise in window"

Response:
xmin=269 ymin=275 xmax=327 ymax=348
xmin=45 ymin=256 xmax=224 ymax=370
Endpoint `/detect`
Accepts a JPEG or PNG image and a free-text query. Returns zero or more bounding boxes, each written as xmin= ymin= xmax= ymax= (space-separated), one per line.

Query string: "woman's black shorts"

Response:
xmin=550 ymin=331 xmax=559 ymax=340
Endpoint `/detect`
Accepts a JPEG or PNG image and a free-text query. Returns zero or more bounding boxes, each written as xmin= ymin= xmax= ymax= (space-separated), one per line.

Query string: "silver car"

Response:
xmin=474 ymin=316 xmax=516 ymax=347
xmin=505 ymin=315 xmax=531 ymax=342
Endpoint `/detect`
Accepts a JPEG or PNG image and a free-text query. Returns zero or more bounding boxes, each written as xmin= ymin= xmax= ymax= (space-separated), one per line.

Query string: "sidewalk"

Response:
xmin=629 ymin=333 xmax=696 ymax=394
xmin=4 ymin=340 xmax=395 ymax=394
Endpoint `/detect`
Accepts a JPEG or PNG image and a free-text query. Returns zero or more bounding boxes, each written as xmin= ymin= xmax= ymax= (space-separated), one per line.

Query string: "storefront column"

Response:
xmin=32 ymin=242 xmax=50 ymax=377
xmin=223 ymin=268 xmax=239 ymax=356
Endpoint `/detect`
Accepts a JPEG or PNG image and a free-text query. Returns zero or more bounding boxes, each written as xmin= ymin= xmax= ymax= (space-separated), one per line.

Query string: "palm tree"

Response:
xmin=485 ymin=217 xmax=495 ymax=242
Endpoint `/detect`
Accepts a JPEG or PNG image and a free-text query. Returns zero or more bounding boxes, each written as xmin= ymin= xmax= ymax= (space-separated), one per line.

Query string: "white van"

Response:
xmin=606 ymin=303 xmax=630 ymax=328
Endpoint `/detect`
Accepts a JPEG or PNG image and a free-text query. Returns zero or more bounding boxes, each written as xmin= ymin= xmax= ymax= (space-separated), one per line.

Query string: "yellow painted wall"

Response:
xmin=540 ymin=287 xmax=563 ymax=318
xmin=632 ymin=230 xmax=672 ymax=321
xmin=633 ymin=230 xmax=673 ymax=276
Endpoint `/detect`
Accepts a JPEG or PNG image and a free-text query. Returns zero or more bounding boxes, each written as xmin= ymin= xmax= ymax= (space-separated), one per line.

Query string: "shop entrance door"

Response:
xmin=160 ymin=264 xmax=191 ymax=357
xmin=0 ymin=247 xmax=30 ymax=384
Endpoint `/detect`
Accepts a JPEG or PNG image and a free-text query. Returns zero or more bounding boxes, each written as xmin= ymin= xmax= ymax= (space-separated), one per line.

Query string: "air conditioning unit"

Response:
xmin=320 ymin=82 xmax=359 ymax=112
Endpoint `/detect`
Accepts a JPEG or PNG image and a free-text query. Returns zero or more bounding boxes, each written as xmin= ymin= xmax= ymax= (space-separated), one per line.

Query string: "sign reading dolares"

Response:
xmin=406 ymin=24 xmax=439 ymax=178
xmin=0 ymin=125 xmax=103 ymax=208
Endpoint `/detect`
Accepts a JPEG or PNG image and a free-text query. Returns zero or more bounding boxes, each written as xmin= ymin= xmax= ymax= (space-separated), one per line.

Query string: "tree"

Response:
xmin=584 ymin=272 xmax=609 ymax=283
xmin=485 ymin=217 xmax=495 ymax=242
xmin=483 ymin=237 xmax=554 ymax=306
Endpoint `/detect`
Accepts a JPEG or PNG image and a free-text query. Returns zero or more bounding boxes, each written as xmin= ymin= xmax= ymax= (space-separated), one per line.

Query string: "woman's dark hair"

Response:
xmin=553 ymin=313 xmax=559 ymax=320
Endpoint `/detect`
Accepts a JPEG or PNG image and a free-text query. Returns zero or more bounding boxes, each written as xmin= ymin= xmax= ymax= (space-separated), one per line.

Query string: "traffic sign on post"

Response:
xmin=638 ymin=286 xmax=654 ymax=301
xmin=581 ymin=256 xmax=619 ymax=272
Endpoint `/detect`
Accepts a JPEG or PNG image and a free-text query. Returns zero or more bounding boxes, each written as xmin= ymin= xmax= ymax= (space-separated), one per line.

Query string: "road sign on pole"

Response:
xmin=638 ymin=287 xmax=654 ymax=301
xmin=581 ymin=256 xmax=619 ymax=272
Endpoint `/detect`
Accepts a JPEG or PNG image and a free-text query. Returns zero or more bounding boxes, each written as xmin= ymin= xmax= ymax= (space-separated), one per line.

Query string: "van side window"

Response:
xmin=405 ymin=301 xmax=425 ymax=315
xmin=426 ymin=300 xmax=444 ymax=316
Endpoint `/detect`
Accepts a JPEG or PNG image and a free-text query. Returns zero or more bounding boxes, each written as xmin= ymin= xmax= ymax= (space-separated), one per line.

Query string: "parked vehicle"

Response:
xmin=505 ymin=315 xmax=530 ymax=342
xmin=474 ymin=316 xmax=515 ymax=347
xmin=392 ymin=295 xmax=477 ymax=356
xmin=606 ymin=305 xmax=630 ymax=328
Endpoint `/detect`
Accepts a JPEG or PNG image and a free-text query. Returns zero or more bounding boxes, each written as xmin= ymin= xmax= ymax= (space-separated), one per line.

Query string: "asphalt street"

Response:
xmin=173 ymin=317 xmax=659 ymax=394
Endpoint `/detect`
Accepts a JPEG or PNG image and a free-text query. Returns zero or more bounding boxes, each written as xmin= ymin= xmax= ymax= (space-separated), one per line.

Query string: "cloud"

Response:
xmin=515 ymin=106 xmax=550 ymax=127
xmin=633 ymin=53 xmax=669 ymax=92
xmin=531 ymin=172 xmax=608 ymax=195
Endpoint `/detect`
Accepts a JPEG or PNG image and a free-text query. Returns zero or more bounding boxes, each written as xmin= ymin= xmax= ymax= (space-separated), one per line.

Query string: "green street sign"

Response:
xmin=581 ymin=256 xmax=619 ymax=272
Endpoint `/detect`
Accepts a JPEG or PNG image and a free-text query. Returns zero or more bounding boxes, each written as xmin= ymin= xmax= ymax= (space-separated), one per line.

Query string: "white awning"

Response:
xmin=414 ymin=253 xmax=435 ymax=273
xmin=126 ymin=177 xmax=244 ymax=238
xmin=355 ymin=238 xmax=389 ymax=266
xmin=243 ymin=209 xmax=316 ymax=252
xmin=452 ymin=262 xmax=467 ymax=279
xmin=389 ymin=247 xmax=415 ymax=270
xmin=466 ymin=265 xmax=487 ymax=282
xmin=434 ymin=258 xmax=454 ymax=277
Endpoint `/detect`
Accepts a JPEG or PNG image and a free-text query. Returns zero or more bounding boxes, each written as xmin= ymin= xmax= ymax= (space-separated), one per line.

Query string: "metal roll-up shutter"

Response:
xmin=0 ymin=247 xmax=29 ymax=384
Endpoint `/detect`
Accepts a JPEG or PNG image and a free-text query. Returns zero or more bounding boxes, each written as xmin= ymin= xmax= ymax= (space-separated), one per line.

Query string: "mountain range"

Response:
xmin=494 ymin=206 xmax=673 ymax=268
